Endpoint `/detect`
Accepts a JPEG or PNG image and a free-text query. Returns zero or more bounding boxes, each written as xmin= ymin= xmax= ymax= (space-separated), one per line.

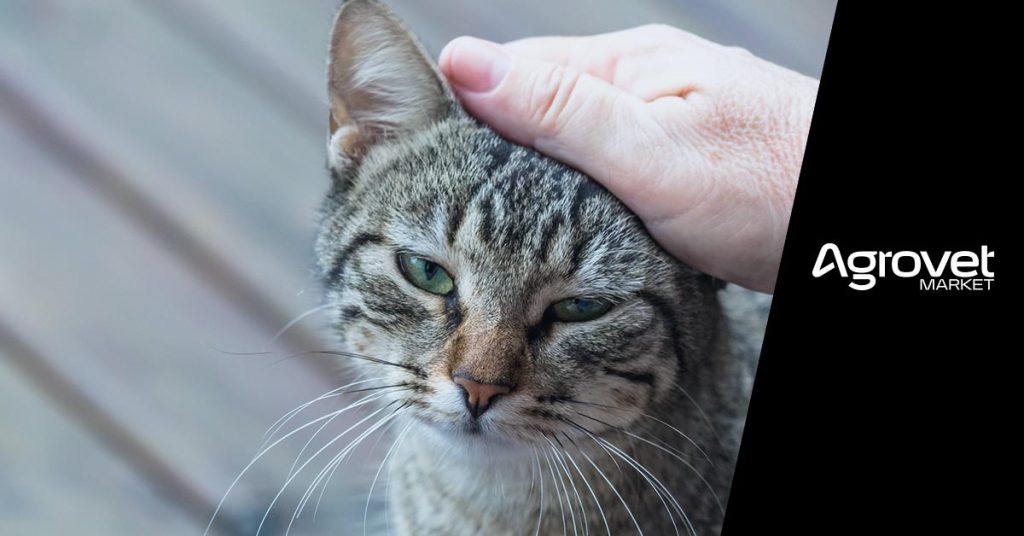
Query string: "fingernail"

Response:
xmin=442 ymin=37 xmax=509 ymax=93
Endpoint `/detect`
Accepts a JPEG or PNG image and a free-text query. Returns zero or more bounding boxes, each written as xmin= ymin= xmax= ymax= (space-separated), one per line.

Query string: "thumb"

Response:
xmin=439 ymin=37 xmax=650 ymax=184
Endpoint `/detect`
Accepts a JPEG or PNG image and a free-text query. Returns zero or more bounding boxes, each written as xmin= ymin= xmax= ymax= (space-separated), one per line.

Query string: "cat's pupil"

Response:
xmin=423 ymin=261 xmax=437 ymax=280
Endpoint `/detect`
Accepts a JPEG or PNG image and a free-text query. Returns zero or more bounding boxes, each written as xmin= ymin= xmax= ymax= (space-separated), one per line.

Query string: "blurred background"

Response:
xmin=0 ymin=1 xmax=835 ymax=534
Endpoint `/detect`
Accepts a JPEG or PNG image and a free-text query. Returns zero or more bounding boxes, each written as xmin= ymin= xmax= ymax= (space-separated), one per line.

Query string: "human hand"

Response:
xmin=438 ymin=25 xmax=819 ymax=293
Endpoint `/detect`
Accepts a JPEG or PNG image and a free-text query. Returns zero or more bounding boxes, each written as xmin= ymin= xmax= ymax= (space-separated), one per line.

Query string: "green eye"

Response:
xmin=397 ymin=253 xmax=455 ymax=296
xmin=551 ymin=297 xmax=612 ymax=322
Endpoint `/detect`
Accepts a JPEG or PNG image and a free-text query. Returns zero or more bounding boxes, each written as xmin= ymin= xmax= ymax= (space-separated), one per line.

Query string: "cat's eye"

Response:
xmin=551 ymin=297 xmax=612 ymax=322
xmin=397 ymin=253 xmax=455 ymax=296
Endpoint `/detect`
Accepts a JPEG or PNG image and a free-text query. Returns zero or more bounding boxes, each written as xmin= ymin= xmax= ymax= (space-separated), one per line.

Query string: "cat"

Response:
xmin=315 ymin=1 xmax=768 ymax=534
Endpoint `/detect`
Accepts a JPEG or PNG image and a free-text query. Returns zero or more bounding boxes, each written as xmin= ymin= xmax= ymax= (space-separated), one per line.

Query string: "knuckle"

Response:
xmin=527 ymin=64 xmax=585 ymax=138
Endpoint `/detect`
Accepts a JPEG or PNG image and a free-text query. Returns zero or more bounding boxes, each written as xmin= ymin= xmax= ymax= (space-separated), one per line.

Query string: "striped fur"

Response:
xmin=315 ymin=2 xmax=767 ymax=534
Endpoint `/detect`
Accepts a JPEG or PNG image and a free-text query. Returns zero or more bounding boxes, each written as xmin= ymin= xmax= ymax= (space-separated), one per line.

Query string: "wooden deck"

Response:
xmin=0 ymin=1 xmax=835 ymax=534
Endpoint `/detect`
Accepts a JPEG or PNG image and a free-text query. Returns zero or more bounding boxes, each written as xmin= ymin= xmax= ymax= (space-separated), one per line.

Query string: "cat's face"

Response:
xmin=317 ymin=0 xmax=717 ymax=453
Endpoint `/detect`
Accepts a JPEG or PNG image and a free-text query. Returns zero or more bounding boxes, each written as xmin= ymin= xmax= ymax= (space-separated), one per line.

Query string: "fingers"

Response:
xmin=500 ymin=28 xmax=720 ymax=102
xmin=501 ymin=35 xmax=621 ymax=83
xmin=501 ymin=24 xmax=704 ymax=76
xmin=438 ymin=36 xmax=656 ymax=191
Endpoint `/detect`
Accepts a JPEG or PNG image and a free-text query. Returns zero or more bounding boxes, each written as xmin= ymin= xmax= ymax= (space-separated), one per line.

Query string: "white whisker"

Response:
xmin=384 ymin=421 xmax=418 ymax=535
xmin=672 ymin=384 xmax=724 ymax=446
xmin=595 ymin=436 xmax=691 ymax=536
xmin=288 ymin=384 xmax=409 ymax=479
xmin=311 ymin=408 xmax=405 ymax=519
xmin=561 ymin=445 xmax=611 ymax=536
xmin=544 ymin=449 xmax=568 ymax=536
xmin=639 ymin=412 xmax=714 ymax=466
xmin=575 ymin=411 xmax=722 ymax=516
xmin=533 ymin=446 xmax=546 ymax=536
xmin=262 ymin=375 xmax=384 ymax=449
xmin=578 ymin=447 xmax=644 ymax=535
xmin=287 ymin=403 xmax=404 ymax=533
xmin=204 ymin=389 xmax=395 ymax=536
xmin=264 ymin=304 xmax=331 ymax=350
xmin=257 ymin=401 xmax=404 ymax=536
xmin=363 ymin=420 xmax=414 ymax=535
xmin=552 ymin=442 xmax=589 ymax=536
xmin=296 ymin=402 xmax=404 ymax=522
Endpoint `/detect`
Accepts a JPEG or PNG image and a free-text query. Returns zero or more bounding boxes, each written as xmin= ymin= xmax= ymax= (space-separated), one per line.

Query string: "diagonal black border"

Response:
xmin=722 ymin=1 xmax=1013 ymax=533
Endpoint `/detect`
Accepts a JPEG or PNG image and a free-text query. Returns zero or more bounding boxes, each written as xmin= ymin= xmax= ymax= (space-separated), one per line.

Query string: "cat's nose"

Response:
xmin=452 ymin=373 xmax=512 ymax=419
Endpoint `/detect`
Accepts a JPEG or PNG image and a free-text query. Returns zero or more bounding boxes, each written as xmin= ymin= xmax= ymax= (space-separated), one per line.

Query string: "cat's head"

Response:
xmin=317 ymin=0 xmax=720 ymax=452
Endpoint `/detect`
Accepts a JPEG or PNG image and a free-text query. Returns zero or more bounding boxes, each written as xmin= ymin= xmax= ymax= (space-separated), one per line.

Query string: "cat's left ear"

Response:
xmin=326 ymin=0 xmax=457 ymax=170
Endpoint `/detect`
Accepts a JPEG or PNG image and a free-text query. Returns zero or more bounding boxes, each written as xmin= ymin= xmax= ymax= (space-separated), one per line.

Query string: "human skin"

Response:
xmin=438 ymin=26 xmax=819 ymax=293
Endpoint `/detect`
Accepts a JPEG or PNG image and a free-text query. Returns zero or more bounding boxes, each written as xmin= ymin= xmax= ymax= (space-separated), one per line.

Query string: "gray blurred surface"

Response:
xmin=0 ymin=1 xmax=834 ymax=533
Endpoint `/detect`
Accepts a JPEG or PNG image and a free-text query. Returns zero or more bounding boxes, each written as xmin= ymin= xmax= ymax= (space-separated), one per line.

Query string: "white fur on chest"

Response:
xmin=386 ymin=424 xmax=553 ymax=536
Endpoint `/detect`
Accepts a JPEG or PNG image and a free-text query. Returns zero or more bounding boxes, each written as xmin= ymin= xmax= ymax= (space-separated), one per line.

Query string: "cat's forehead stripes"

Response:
xmin=321 ymin=120 xmax=673 ymax=308
xmin=442 ymin=133 xmax=641 ymax=275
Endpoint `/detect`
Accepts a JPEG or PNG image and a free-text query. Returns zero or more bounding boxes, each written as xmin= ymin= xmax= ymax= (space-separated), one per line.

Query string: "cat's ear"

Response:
xmin=327 ymin=0 xmax=456 ymax=170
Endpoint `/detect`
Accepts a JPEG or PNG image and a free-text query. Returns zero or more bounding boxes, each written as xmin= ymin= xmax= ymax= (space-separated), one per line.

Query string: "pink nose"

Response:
xmin=452 ymin=374 xmax=512 ymax=418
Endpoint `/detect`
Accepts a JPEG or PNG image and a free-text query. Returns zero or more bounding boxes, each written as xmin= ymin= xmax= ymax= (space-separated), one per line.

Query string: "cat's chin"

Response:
xmin=413 ymin=415 xmax=539 ymax=459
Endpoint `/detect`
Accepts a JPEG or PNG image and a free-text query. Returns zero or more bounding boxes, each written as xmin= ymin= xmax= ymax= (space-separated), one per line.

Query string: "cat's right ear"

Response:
xmin=326 ymin=0 xmax=456 ymax=172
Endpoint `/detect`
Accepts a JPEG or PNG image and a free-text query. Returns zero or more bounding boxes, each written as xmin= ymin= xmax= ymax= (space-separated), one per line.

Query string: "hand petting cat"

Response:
xmin=439 ymin=26 xmax=819 ymax=294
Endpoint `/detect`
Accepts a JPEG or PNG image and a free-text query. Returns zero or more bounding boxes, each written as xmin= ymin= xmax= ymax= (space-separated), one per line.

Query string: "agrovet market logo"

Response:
xmin=811 ymin=243 xmax=995 ymax=291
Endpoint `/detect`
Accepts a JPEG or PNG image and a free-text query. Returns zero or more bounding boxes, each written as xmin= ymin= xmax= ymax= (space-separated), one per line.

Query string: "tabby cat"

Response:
xmin=316 ymin=1 xmax=767 ymax=534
